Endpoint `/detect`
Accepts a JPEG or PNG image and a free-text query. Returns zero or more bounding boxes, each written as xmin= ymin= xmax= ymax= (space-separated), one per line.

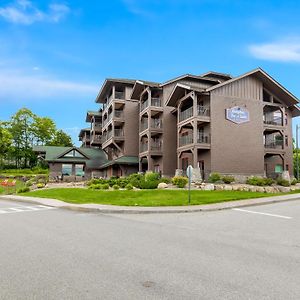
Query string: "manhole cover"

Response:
xmin=142 ymin=281 xmax=155 ymax=288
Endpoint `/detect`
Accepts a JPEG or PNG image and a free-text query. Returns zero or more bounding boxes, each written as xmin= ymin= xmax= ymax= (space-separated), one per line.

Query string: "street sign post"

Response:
xmin=186 ymin=165 xmax=193 ymax=205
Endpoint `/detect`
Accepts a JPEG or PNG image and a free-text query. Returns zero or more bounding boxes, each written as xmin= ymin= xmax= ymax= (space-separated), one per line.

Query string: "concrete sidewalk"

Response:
xmin=1 ymin=193 xmax=300 ymax=214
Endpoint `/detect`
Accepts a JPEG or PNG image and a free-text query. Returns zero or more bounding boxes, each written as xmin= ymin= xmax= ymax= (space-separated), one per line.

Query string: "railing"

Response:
xmin=114 ymin=110 xmax=124 ymax=118
xmin=140 ymin=100 xmax=149 ymax=112
xmin=264 ymin=141 xmax=284 ymax=149
xmin=179 ymin=106 xmax=210 ymax=122
xmin=92 ymin=135 xmax=102 ymax=143
xmin=151 ymin=98 xmax=161 ymax=107
xmin=151 ymin=118 xmax=162 ymax=129
xmin=140 ymin=143 xmax=148 ymax=152
xmin=140 ymin=120 xmax=148 ymax=131
xmin=151 ymin=142 xmax=162 ymax=151
xmin=92 ymin=124 xmax=102 ymax=132
xmin=179 ymin=107 xmax=193 ymax=122
xmin=179 ymin=134 xmax=193 ymax=146
xmin=115 ymin=91 xmax=125 ymax=99
xmin=197 ymin=134 xmax=210 ymax=144
xmin=114 ymin=129 xmax=124 ymax=137
xmin=264 ymin=116 xmax=283 ymax=126
xmin=102 ymin=131 xmax=113 ymax=143
xmin=197 ymin=105 xmax=210 ymax=117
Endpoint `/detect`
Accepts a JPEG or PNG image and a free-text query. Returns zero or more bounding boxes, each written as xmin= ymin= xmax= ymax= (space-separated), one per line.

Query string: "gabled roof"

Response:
xmin=200 ymin=71 xmax=232 ymax=81
xmin=95 ymin=78 xmax=136 ymax=103
xmin=85 ymin=110 xmax=102 ymax=122
xmin=33 ymin=146 xmax=108 ymax=170
xmin=78 ymin=128 xmax=90 ymax=138
xmin=206 ymin=68 xmax=299 ymax=106
xmin=130 ymin=80 xmax=160 ymax=100
xmin=160 ymin=74 xmax=220 ymax=87
xmin=166 ymin=83 xmax=205 ymax=107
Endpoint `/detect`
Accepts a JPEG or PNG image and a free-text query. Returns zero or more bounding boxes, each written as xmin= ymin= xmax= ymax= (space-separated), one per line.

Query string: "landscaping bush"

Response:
xmin=291 ymin=178 xmax=298 ymax=185
xmin=25 ymin=181 xmax=33 ymax=187
xmin=125 ymin=183 xmax=133 ymax=190
xmin=35 ymin=175 xmax=49 ymax=183
xmin=208 ymin=172 xmax=221 ymax=183
xmin=159 ymin=177 xmax=172 ymax=184
xmin=112 ymin=184 xmax=120 ymax=190
xmin=139 ymin=178 xmax=159 ymax=189
xmin=145 ymin=172 xmax=160 ymax=181
xmin=246 ymin=177 xmax=274 ymax=186
xmin=172 ymin=176 xmax=188 ymax=188
xmin=222 ymin=175 xmax=235 ymax=184
xmin=128 ymin=173 xmax=144 ymax=188
xmin=86 ymin=178 xmax=107 ymax=186
xmin=107 ymin=176 xmax=118 ymax=187
xmin=116 ymin=178 xmax=129 ymax=188
xmin=36 ymin=183 xmax=45 ymax=189
xmin=276 ymin=178 xmax=290 ymax=187
xmin=102 ymin=183 xmax=110 ymax=190
xmin=17 ymin=187 xmax=30 ymax=193
xmin=88 ymin=184 xmax=103 ymax=190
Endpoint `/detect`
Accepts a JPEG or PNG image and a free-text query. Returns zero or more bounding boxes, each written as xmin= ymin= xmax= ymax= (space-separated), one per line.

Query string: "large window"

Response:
xmin=75 ymin=165 xmax=84 ymax=176
xmin=64 ymin=150 xmax=84 ymax=158
xmin=62 ymin=164 xmax=72 ymax=176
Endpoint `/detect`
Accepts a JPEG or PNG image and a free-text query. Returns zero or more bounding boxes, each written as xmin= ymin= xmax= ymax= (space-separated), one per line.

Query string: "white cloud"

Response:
xmin=0 ymin=69 xmax=99 ymax=101
xmin=249 ymin=38 xmax=300 ymax=62
xmin=0 ymin=0 xmax=70 ymax=25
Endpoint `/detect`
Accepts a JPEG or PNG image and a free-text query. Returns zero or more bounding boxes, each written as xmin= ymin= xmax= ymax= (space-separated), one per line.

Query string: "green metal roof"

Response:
xmin=33 ymin=146 xmax=108 ymax=170
xmin=99 ymin=156 xmax=139 ymax=169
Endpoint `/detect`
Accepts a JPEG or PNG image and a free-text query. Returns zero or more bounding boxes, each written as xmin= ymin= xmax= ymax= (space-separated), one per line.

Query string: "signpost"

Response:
xmin=186 ymin=165 xmax=193 ymax=205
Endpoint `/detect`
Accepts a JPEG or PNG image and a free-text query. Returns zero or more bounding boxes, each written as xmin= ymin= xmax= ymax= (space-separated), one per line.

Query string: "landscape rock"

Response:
xmin=264 ymin=186 xmax=275 ymax=193
xmin=223 ymin=185 xmax=233 ymax=191
xmin=204 ymin=184 xmax=215 ymax=191
xmin=214 ymin=185 xmax=224 ymax=191
xmin=158 ymin=182 xmax=168 ymax=189
xmin=277 ymin=186 xmax=291 ymax=193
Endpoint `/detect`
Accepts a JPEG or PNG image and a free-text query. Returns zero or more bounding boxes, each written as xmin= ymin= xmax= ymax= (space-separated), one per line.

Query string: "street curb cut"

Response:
xmin=0 ymin=193 xmax=300 ymax=214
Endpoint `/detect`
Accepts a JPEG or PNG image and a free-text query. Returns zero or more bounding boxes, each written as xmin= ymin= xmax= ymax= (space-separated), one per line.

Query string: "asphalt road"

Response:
xmin=0 ymin=199 xmax=299 ymax=300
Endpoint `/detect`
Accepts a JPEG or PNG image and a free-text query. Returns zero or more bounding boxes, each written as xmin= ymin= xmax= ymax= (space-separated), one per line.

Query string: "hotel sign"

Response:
xmin=226 ymin=106 xmax=249 ymax=124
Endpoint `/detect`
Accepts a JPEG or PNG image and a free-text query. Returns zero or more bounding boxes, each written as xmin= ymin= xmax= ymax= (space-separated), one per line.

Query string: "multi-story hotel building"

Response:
xmin=80 ymin=68 xmax=300 ymax=180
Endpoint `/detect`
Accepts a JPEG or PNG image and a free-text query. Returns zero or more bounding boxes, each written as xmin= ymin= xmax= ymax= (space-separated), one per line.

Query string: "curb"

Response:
xmin=1 ymin=193 xmax=300 ymax=214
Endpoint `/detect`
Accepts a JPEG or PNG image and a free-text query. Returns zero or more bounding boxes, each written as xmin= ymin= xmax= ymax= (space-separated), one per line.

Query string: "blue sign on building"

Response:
xmin=226 ymin=106 xmax=250 ymax=124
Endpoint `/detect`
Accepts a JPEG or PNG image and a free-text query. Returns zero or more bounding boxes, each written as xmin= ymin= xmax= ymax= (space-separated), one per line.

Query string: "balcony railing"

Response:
xmin=151 ymin=98 xmax=161 ymax=107
xmin=151 ymin=119 xmax=163 ymax=129
xmin=114 ymin=129 xmax=124 ymax=137
xmin=179 ymin=134 xmax=193 ymax=146
xmin=140 ymin=143 xmax=148 ymax=152
xmin=92 ymin=135 xmax=102 ymax=143
xmin=264 ymin=140 xmax=284 ymax=149
xmin=179 ymin=105 xmax=210 ymax=122
xmin=264 ymin=117 xmax=283 ymax=126
xmin=151 ymin=142 xmax=162 ymax=151
xmin=114 ymin=110 xmax=124 ymax=118
xmin=140 ymin=121 xmax=148 ymax=131
xmin=140 ymin=100 xmax=149 ymax=112
xmin=197 ymin=134 xmax=210 ymax=144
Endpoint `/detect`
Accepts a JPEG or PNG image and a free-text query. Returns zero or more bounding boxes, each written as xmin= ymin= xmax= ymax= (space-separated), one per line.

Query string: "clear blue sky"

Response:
xmin=0 ymin=0 xmax=300 ymax=145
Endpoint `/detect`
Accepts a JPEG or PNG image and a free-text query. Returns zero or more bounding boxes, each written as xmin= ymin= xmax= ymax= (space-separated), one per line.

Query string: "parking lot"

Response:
xmin=0 ymin=198 xmax=299 ymax=299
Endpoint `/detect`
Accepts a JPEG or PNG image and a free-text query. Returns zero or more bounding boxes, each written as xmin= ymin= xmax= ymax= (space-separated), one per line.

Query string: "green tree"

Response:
xmin=32 ymin=116 xmax=56 ymax=145
xmin=0 ymin=122 xmax=13 ymax=169
xmin=48 ymin=130 xmax=73 ymax=147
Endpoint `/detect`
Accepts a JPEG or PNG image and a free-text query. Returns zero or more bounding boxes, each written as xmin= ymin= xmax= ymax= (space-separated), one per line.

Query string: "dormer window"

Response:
xmin=64 ymin=150 xmax=84 ymax=158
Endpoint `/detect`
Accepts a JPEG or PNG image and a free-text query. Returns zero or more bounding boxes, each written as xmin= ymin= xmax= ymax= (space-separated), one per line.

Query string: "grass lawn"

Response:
xmin=0 ymin=179 xmax=25 ymax=195
xmin=21 ymin=188 xmax=281 ymax=206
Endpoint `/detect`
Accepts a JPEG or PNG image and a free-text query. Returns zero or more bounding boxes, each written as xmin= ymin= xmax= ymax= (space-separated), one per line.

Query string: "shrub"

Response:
xmin=246 ymin=177 xmax=274 ymax=186
xmin=125 ymin=183 xmax=133 ymax=190
xmin=88 ymin=184 xmax=102 ymax=190
xmin=222 ymin=175 xmax=235 ymax=184
xmin=116 ymin=178 xmax=129 ymax=188
xmin=145 ymin=172 xmax=160 ymax=181
xmin=17 ymin=187 xmax=30 ymax=193
xmin=113 ymin=184 xmax=120 ymax=190
xmin=128 ymin=173 xmax=144 ymax=188
xmin=86 ymin=178 xmax=107 ymax=186
xmin=159 ymin=177 xmax=172 ymax=184
xmin=25 ymin=181 xmax=33 ymax=187
xmin=35 ymin=175 xmax=49 ymax=183
xmin=139 ymin=179 xmax=159 ymax=189
xmin=172 ymin=176 xmax=188 ymax=188
xmin=291 ymin=178 xmax=297 ymax=185
xmin=36 ymin=183 xmax=45 ymax=189
xmin=276 ymin=178 xmax=290 ymax=187
xmin=107 ymin=176 xmax=118 ymax=187
xmin=208 ymin=172 xmax=221 ymax=183
xmin=102 ymin=183 xmax=110 ymax=190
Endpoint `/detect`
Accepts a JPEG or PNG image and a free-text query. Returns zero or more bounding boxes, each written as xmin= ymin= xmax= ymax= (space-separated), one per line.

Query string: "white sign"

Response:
xmin=186 ymin=165 xmax=193 ymax=178
xmin=226 ymin=106 xmax=250 ymax=124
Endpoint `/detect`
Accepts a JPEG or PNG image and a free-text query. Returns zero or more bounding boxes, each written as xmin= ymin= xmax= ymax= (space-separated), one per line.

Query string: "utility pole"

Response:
xmin=296 ymin=124 xmax=299 ymax=180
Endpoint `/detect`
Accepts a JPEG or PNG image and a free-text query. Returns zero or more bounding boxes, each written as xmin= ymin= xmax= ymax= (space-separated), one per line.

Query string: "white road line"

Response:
xmin=233 ymin=208 xmax=292 ymax=219
xmin=0 ymin=205 xmax=57 ymax=214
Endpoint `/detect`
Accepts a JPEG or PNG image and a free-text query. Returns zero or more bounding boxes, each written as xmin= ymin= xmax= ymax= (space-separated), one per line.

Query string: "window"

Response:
xmin=64 ymin=150 xmax=84 ymax=158
xmin=75 ymin=165 xmax=84 ymax=176
xmin=275 ymin=164 xmax=283 ymax=173
xmin=285 ymin=135 xmax=288 ymax=147
xmin=62 ymin=164 xmax=72 ymax=176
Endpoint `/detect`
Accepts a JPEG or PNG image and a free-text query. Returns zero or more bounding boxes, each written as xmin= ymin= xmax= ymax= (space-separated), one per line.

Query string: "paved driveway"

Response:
xmin=0 ymin=199 xmax=299 ymax=299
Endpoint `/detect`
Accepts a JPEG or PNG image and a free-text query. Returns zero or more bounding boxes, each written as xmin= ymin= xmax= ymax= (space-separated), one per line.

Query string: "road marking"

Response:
xmin=0 ymin=205 xmax=56 ymax=215
xmin=233 ymin=208 xmax=292 ymax=219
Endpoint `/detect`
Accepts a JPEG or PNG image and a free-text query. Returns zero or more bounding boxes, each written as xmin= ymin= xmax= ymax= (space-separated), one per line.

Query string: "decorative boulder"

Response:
xmin=204 ymin=184 xmax=215 ymax=191
xmin=277 ymin=186 xmax=291 ymax=193
xmin=175 ymin=169 xmax=183 ymax=177
xmin=281 ymin=171 xmax=291 ymax=183
xmin=158 ymin=182 xmax=168 ymax=189
xmin=191 ymin=168 xmax=202 ymax=183
xmin=223 ymin=185 xmax=233 ymax=191
xmin=214 ymin=185 xmax=224 ymax=191
xmin=264 ymin=186 xmax=275 ymax=193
